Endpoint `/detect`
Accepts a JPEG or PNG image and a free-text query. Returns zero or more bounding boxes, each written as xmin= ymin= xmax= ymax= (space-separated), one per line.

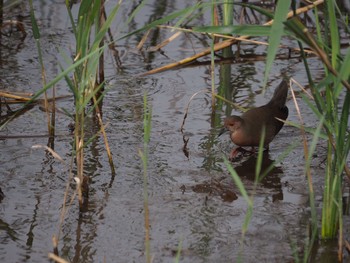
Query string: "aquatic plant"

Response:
xmin=64 ymin=0 xmax=119 ymax=206
xmin=142 ymin=0 xmax=350 ymax=260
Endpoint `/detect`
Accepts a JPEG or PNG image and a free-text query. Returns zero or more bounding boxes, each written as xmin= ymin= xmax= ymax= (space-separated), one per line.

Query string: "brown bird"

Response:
xmin=220 ymin=80 xmax=289 ymax=157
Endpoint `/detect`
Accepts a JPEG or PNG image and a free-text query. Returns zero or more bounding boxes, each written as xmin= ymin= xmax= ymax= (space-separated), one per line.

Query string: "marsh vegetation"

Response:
xmin=0 ymin=0 xmax=349 ymax=262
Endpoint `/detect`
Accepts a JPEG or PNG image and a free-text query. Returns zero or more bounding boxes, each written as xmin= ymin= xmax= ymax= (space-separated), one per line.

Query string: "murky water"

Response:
xmin=0 ymin=1 xmax=349 ymax=263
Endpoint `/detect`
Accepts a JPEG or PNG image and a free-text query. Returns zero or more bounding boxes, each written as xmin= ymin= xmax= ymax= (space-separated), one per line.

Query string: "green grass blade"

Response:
xmin=78 ymin=0 xmax=93 ymax=17
xmin=259 ymin=141 xmax=299 ymax=182
xmin=175 ymin=1 xmax=204 ymax=28
xmin=193 ymin=25 xmax=273 ymax=36
xmin=326 ymin=0 xmax=340 ymax=68
xmin=224 ymin=156 xmax=253 ymax=234
xmin=223 ymin=0 xmax=234 ymax=26
xmin=26 ymin=46 xmax=104 ymax=105
xmin=284 ymin=17 xmax=313 ymax=47
xmin=143 ymin=94 xmax=152 ymax=144
xmin=337 ymin=90 xmax=350 ymax=152
xmin=65 ymin=0 xmax=77 ymax=36
xmin=223 ymin=157 xmax=251 ymax=205
xmin=93 ymin=2 xmax=121 ymax=50
xmin=173 ymin=239 xmax=183 ymax=263
xmin=305 ymin=116 xmax=324 ymax=175
xmin=117 ymin=4 xmax=211 ymax=41
xmin=334 ymin=48 xmax=350 ymax=97
xmin=263 ymin=0 xmax=291 ymax=86
xmin=255 ymin=126 xmax=265 ymax=184
xmin=29 ymin=0 xmax=40 ymax=39
xmin=234 ymin=2 xmax=274 ymax=19
xmin=126 ymin=0 xmax=148 ymax=25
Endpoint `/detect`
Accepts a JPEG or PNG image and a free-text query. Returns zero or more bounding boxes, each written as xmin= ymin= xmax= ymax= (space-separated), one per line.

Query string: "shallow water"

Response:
xmin=0 ymin=1 xmax=349 ymax=263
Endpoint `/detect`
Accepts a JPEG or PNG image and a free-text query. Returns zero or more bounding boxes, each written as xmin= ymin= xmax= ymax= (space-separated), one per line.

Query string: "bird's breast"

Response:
xmin=230 ymin=129 xmax=258 ymax=147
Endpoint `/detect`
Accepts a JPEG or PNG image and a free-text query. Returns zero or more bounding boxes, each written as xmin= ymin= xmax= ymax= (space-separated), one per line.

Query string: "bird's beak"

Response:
xmin=218 ymin=126 xmax=228 ymax=137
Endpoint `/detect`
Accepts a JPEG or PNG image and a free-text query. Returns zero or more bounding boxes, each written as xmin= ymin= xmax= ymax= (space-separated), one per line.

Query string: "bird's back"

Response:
xmin=240 ymin=81 xmax=289 ymax=145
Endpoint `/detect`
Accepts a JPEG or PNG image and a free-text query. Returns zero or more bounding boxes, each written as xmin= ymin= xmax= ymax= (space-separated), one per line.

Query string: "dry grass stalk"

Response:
xmin=93 ymin=96 xmax=116 ymax=176
xmin=180 ymin=90 xmax=246 ymax=132
xmin=137 ymin=29 xmax=151 ymax=50
xmin=140 ymin=0 xmax=324 ymax=76
xmin=302 ymin=28 xmax=350 ymax=91
xmin=31 ymin=144 xmax=65 ymax=164
xmin=160 ymin=25 xmax=317 ymax=57
xmin=148 ymin=31 xmax=182 ymax=52
xmin=0 ymin=91 xmax=32 ymax=101
xmin=180 ymin=89 xmax=208 ymax=132
xmin=48 ymin=253 xmax=69 ymax=263
xmin=290 ymin=79 xmax=313 ymax=183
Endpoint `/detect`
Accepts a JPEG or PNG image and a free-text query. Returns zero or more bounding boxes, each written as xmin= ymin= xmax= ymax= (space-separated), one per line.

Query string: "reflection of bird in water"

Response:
xmin=220 ymin=80 xmax=289 ymax=159
xmin=191 ymin=179 xmax=238 ymax=203
xmin=233 ymin=152 xmax=283 ymax=202
xmin=191 ymin=152 xmax=283 ymax=203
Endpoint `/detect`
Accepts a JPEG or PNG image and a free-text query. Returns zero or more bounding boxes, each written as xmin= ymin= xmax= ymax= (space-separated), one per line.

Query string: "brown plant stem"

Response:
xmin=141 ymin=0 xmax=324 ymax=76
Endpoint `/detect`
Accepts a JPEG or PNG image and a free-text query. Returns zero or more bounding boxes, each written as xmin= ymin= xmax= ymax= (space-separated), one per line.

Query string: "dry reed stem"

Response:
xmin=38 ymin=49 xmax=54 ymax=137
xmin=180 ymin=90 xmax=247 ymax=132
xmin=292 ymin=80 xmax=314 ymax=100
xmin=345 ymin=239 xmax=350 ymax=254
xmin=210 ymin=32 xmax=316 ymax=56
xmin=0 ymin=90 xmax=69 ymax=109
xmin=140 ymin=0 xmax=324 ymax=76
xmin=75 ymin=135 xmax=84 ymax=207
xmin=137 ymin=29 xmax=151 ymax=50
xmin=160 ymin=26 xmax=316 ymax=56
xmin=302 ymin=29 xmax=350 ymax=92
xmin=290 ymin=79 xmax=312 ymax=183
xmin=292 ymin=80 xmax=350 ymax=181
xmin=147 ymin=31 xmax=182 ymax=52
xmin=93 ymin=96 xmax=116 ymax=175
xmin=0 ymin=91 xmax=32 ymax=101
xmin=31 ymin=144 xmax=65 ymax=164
xmin=180 ymin=89 xmax=208 ymax=132
xmin=339 ymin=231 xmax=343 ymax=261
xmin=48 ymin=253 xmax=69 ymax=263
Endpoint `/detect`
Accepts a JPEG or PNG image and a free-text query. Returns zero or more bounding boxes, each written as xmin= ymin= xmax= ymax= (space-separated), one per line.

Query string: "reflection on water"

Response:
xmin=234 ymin=152 xmax=283 ymax=202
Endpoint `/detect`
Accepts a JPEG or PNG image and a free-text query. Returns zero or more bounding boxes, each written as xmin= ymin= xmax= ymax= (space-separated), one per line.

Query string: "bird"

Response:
xmin=220 ymin=80 xmax=289 ymax=158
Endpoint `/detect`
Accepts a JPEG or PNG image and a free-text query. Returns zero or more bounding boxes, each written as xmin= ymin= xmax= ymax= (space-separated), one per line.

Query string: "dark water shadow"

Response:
xmin=233 ymin=151 xmax=283 ymax=202
xmin=192 ymin=151 xmax=284 ymax=203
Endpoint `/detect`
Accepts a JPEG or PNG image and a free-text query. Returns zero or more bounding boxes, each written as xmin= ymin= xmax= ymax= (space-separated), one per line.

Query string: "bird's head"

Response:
xmin=219 ymin=116 xmax=243 ymax=136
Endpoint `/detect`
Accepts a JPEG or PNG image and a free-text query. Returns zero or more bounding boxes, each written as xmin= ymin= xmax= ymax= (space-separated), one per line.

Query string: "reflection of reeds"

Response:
xmin=0 ymin=91 xmax=33 ymax=102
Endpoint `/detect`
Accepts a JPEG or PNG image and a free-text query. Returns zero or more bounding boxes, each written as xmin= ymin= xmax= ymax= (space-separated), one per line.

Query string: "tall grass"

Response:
xmin=62 ymin=0 xmax=120 ymax=207
xmin=285 ymin=2 xmax=350 ymax=247
xmin=188 ymin=0 xmax=350 ymax=259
